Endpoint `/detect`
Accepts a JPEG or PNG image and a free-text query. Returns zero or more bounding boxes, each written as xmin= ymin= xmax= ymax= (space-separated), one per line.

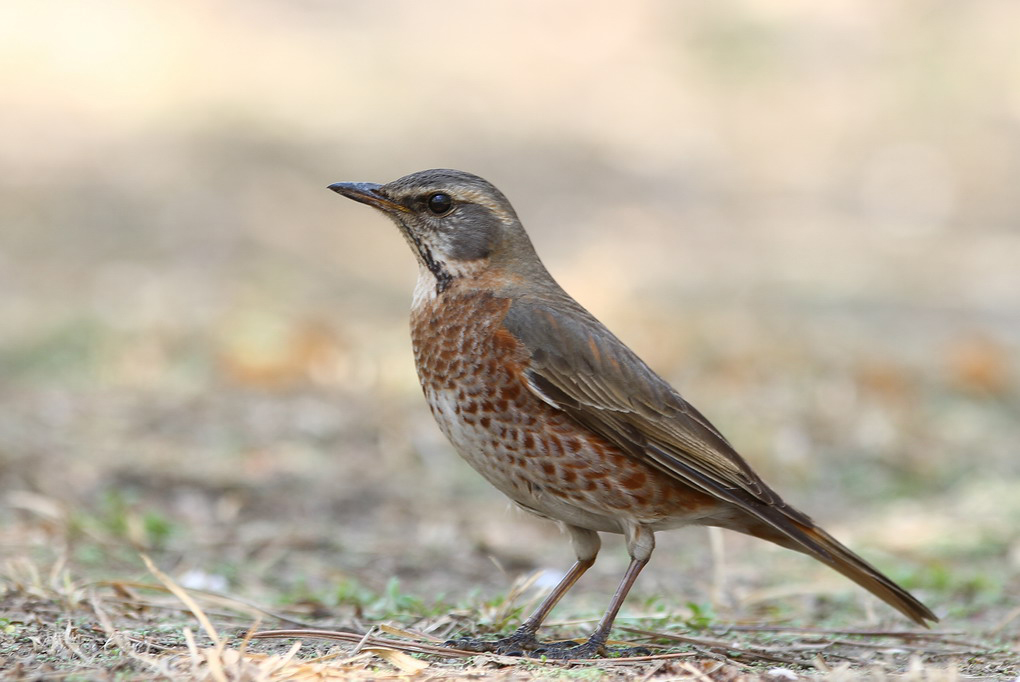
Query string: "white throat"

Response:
xmin=411 ymin=263 xmax=439 ymax=310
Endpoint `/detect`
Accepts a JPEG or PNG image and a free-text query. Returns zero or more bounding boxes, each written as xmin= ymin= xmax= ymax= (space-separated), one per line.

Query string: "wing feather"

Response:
xmin=504 ymin=298 xmax=809 ymax=527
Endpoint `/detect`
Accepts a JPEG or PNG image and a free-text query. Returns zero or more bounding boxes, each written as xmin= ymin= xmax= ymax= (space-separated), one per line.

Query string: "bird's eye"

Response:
xmin=427 ymin=192 xmax=453 ymax=215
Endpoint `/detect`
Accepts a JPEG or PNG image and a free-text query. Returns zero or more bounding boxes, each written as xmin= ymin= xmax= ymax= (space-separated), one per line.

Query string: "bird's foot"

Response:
xmin=527 ymin=638 xmax=651 ymax=660
xmin=447 ymin=630 xmax=650 ymax=660
xmin=445 ymin=628 xmax=540 ymax=656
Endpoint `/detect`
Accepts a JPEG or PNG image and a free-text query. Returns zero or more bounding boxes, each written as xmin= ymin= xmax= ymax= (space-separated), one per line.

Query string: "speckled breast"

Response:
xmin=409 ymin=286 xmax=706 ymax=533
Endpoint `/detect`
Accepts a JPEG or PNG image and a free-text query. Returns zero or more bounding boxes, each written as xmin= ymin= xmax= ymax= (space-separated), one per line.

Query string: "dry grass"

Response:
xmin=2 ymin=552 xmax=1012 ymax=680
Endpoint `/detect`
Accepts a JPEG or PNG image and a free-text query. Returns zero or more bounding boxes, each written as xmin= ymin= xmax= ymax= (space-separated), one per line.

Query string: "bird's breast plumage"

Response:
xmin=409 ymin=279 xmax=717 ymax=532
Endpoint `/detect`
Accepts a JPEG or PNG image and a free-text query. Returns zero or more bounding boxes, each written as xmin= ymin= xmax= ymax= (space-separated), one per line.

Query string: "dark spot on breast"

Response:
xmin=607 ymin=453 xmax=627 ymax=468
xmin=500 ymin=383 xmax=522 ymax=401
xmin=621 ymin=471 xmax=647 ymax=490
xmin=492 ymin=328 xmax=519 ymax=355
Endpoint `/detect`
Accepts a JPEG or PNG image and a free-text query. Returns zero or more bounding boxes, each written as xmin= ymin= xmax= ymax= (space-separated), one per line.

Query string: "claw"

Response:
xmin=446 ymin=630 xmax=648 ymax=660
xmin=444 ymin=629 xmax=542 ymax=655
xmin=529 ymin=640 xmax=602 ymax=660
xmin=528 ymin=639 xmax=649 ymax=660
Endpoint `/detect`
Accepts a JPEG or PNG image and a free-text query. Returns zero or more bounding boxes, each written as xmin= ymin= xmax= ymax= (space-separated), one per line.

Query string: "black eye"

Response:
xmin=427 ymin=192 xmax=453 ymax=215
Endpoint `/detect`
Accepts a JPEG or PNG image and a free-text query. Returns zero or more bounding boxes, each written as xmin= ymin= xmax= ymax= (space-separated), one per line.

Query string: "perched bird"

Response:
xmin=328 ymin=169 xmax=937 ymax=658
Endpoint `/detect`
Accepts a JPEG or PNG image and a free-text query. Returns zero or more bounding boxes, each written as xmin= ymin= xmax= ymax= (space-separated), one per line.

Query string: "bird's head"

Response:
xmin=329 ymin=169 xmax=545 ymax=294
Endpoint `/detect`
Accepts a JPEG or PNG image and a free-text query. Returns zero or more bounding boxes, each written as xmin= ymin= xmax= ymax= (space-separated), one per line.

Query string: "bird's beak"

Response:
xmin=328 ymin=182 xmax=409 ymax=213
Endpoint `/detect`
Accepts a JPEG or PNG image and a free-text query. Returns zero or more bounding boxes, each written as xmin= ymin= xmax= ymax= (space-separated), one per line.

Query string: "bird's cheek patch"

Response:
xmin=447 ymin=206 xmax=498 ymax=261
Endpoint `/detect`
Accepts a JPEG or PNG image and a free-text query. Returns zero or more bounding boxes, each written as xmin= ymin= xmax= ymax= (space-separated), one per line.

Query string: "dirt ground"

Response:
xmin=2 ymin=2 xmax=1019 ymax=679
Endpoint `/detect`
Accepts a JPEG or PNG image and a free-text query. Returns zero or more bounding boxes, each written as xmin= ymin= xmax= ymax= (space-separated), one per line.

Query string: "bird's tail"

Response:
xmin=751 ymin=519 xmax=937 ymax=626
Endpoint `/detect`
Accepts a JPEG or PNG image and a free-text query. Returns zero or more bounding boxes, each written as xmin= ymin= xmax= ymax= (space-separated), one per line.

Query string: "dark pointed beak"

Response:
xmin=328 ymin=182 xmax=409 ymax=213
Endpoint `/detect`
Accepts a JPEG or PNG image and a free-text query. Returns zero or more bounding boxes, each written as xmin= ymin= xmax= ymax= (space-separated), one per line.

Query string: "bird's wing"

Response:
xmin=502 ymin=296 xmax=940 ymax=627
xmin=503 ymin=297 xmax=812 ymax=527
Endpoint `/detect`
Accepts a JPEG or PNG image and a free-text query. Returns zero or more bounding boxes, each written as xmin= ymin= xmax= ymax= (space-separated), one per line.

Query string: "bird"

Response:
xmin=328 ymin=169 xmax=937 ymax=659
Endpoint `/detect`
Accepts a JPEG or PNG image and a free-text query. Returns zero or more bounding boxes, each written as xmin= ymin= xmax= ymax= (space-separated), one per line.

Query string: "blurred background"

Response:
xmin=2 ymin=0 xmax=1018 ymax=629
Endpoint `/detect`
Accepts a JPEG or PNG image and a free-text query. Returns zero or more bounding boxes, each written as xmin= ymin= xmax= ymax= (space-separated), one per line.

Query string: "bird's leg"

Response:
xmin=530 ymin=556 xmax=650 ymax=659
xmin=447 ymin=527 xmax=600 ymax=656
xmin=447 ymin=557 xmax=595 ymax=655
xmin=532 ymin=525 xmax=654 ymax=659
